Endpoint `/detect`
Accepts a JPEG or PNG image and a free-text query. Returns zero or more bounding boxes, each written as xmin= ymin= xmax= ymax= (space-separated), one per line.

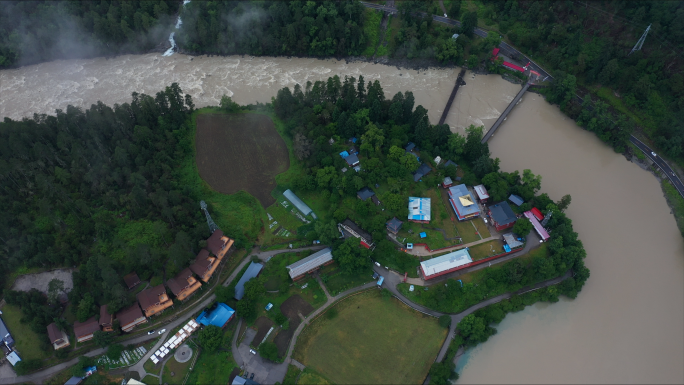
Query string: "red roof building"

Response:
xmin=531 ymin=207 xmax=544 ymax=221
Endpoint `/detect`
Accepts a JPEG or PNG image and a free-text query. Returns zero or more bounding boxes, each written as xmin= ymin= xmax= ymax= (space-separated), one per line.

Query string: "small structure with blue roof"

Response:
xmin=196 ymin=303 xmax=235 ymax=328
xmin=509 ymin=194 xmax=524 ymax=206
xmin=405 ymin=142 xmax=416 ymax=152
xmin=339 ymin=151 xmax=350 ymax=158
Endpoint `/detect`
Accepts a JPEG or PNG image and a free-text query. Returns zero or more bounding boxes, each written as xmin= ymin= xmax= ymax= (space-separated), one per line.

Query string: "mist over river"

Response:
xmin=1 ymin=54 xmax=682 ymax=383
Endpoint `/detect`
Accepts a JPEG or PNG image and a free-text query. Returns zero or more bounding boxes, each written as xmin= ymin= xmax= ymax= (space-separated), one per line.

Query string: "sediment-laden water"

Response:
xmin=0 ymin=54 xmax=682 ymax=383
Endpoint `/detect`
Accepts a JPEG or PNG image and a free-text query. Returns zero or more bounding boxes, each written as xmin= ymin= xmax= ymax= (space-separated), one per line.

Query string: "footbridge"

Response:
xmin=438 ymin=69 xmax=466 ymax=125
xmin=481 ymin=82 xmax=530 ymax=143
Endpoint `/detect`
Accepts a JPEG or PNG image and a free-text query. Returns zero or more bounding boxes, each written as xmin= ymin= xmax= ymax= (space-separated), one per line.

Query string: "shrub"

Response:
xmin=438 ymin=315 xmax=451 ymax=329
xmin=259 ymin=341 xmax=279 ymax=362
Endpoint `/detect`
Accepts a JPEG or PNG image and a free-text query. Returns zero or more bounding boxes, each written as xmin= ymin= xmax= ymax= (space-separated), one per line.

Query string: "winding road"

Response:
xmin=630 ymin=136 xmax=684 ymax=199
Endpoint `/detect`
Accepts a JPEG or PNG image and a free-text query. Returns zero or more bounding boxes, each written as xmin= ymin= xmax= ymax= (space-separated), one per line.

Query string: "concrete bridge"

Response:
xmin=481 ymin=82 xmax=530 ymax=143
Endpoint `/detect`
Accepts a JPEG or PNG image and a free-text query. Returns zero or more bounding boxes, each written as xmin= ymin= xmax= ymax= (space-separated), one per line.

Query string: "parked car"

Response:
xmin=158 ymin=329 xmax=166 ymax=335
xmin=147 ymin=330 xmax=155 ymax=335
xmin=372 ymin=272 xmax=379 ymax=280
xmin=249 ymin=349 xmax=257 ymax=355
xmin=375 ymin=262 xmax=381 ymax=267
xmin=244 ymin=372 xmax=249 ymax=378
xmin=483 ymin=217 xmax=488 ymax=224
xmin=250 ymin=373 xmax=255 ymax=380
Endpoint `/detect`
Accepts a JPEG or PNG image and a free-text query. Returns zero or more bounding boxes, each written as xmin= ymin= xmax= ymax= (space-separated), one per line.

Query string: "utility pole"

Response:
xmin=629 ymin=24 xmax=651 ymax=56
xmin=200 ymin=200 xmax=219 ymax=234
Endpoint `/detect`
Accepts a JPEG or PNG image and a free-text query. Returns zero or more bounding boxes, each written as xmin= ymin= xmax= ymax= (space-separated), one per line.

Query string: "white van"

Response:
xmin=249 ymin=349 xmax=257 ymax=355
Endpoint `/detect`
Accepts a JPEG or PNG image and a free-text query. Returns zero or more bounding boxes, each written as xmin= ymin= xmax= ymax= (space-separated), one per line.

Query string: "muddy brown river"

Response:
xmin=1 ymin=54 xmax=682 ymax=383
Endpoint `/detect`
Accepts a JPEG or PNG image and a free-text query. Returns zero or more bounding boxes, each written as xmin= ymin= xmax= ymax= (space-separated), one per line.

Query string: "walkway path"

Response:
xmin=407 ymin=235 xmax=497 ymax=257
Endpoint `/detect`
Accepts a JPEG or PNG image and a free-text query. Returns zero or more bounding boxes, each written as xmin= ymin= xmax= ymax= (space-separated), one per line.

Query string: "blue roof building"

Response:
xmin=234 ymin=262 xmax=263 ymax=300
xmin=196 ymin=303 xmax=236 ymax=328
xmin=0 ymin=316 xmax=14 ymax=349
xmin=283 ymin=189 xmax=313 ymax=216
xmin=447 ymin=184 xmax=481 ymax=221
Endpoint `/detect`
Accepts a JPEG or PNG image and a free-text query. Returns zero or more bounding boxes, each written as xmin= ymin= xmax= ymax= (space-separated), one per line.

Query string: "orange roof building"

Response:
xmin=137 ymin=284 xmax=173 ymax=317
xmin=190 ymin=249 xmax=218 ymax=282
xmin=167 ymin=268 xmax=202 ymax=301
xmin=206 ymin=230 xmax=234 ymax=261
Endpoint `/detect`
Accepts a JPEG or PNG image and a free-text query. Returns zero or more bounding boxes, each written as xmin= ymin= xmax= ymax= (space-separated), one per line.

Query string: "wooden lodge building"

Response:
xmin=137 ymin=284 xmax=173 ymax=317
xmin=117 ymin=302 xmax=147 ymax=333
xmin=123 ymin=272 xmax=141 ymax=290
xmin=100 ymin=305 xmax=114 ymax=332
xmin=167 ymin=268 xmax=202 ymax=301
xmin=207 ymin=229 xmax=234 ymax=261
xmin=47 ymin=323 xmax=70 ymax=350
xmin=73 ymin=316 xmax=100 ymax=343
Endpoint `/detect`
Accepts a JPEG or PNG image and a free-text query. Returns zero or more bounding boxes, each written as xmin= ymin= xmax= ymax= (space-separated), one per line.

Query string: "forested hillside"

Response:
xmin=177 ymin=1 xmax=367 ymax=57
xmin=476 ymin=1 xmax=684 ymax=159
xmin=0 ymin=84 xmax=206 ymax=314
xmin=0 ymin=0 xmax=178 ymax=67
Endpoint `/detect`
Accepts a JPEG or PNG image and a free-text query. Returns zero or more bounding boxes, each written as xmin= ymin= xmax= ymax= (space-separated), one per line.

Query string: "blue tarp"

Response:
xmin=351 ymin=137 xmax=357 ymax=143
xmin=419 ymin=232 xmax=427 ymax=238
xmin=339 ymin=151 xmax=349 ymax=158
xmin=377 ymin=276 xmax=385 ymax=286
xmin=503 ymin=244 xmax=511 ymax=252
xmin=197 ymin=303 xmax=235 ymax=327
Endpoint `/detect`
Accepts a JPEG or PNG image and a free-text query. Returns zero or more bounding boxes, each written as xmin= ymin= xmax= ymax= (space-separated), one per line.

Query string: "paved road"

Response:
xmin=0 ymin=245 xmax=326 ymax=385
xmin=630 ymin=136 xmax=684 ymax=199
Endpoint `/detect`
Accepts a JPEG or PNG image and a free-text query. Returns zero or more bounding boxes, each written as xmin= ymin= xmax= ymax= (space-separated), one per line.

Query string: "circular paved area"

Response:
xmin=174 ymin=344 xmax=192 ymax=363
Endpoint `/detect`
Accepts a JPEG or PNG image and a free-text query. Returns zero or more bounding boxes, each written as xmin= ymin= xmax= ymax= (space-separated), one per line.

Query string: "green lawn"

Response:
xmin=142 ymin=354 xmax=161 ymax=375
xmin=294 ymin=290 xmax=446 ymax=384
xmin=454 ymin=219 xmax=482 ymax=243
xmin=1 ymin=304 xmax=48 ymax=360
xmin=467 ymin=240 xmax=505 ymax=261
xmin=185 ymin=350 xmax=237 ymax=384
xmin=161 ymin=345 xmax=195 ymax=385
xmin=263 ymin=198 xmax=309 ymax=246
xmin=319 ymin=263 xmax=374 ymax=296
xmin=396 ymin=189 xmax=465 ymax=250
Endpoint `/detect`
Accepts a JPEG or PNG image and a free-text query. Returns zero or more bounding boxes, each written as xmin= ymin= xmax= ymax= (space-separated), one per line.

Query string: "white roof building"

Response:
xmin=408 ymin=197 xmax=431 ymax=222
xmin=286 ymin=248 xmax=333 ymax=280
xmin=420 ymin=249 xmax=473 ymax=279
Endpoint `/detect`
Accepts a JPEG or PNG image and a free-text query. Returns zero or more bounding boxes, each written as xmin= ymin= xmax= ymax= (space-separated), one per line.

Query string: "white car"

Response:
xmin=158 ymin=329 xmax=166 ymax=335
xmin=651 ymin=152 xmax=657 ymax=157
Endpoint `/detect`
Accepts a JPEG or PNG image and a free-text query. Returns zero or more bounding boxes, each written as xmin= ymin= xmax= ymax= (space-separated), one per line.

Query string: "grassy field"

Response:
xmin=454 ymin=219 xmax=483 ymax=243
xmin=161 ymin=345 xmax=195 ymax=385
xmin=294 ymin=290 xmax=446 ymax=384
xmin=468 ymin=239 xmax=505 ymax=261
xmin=1 ymin=304 xmax=48 ymax=361
xmin=319 ymin=263 xmax=374 ymax=296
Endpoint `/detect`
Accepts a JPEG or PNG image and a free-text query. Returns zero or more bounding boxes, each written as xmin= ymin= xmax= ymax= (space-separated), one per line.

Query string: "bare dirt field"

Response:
xmin=195 ymin=113 xmax=289 ymax=207
xmin=281 ymin=295 xmax=314 ymax=319
xmin=252 ymin=316 xmax=274 ymax=347
xmin=11 ymin=269 xmax=74 ymax=299
xmin=274 ymin=295 xmax=315 ymax=356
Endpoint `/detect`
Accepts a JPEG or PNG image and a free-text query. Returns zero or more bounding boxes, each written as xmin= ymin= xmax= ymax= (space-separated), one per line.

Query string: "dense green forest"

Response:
xmin=0 ymin=84 xmax=209 ymax=316
xmin=269 ymin=74 xmax=590 ymax=299
xmin=473 ymin=1 xmax=684 ymax=159
xmin=0 ymin=0 xmax=178 ymax=67
xmin=177 ymin=1 xmax=368 ymax=57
